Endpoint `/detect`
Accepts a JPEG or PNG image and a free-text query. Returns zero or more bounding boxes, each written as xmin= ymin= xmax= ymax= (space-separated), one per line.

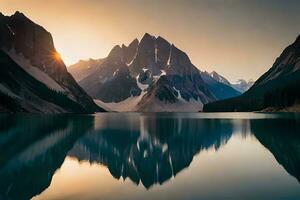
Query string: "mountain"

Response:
xmin=68 ymin=115 xmax=233 ymax=189
xmin=0 ymin=115 xmax=93 ymax=200
xmin=231 ymin=79 xmax=254 ymax=93
xmin=71 ymin=33 xmax=239 ymax=112
xmin=68 ymin=58 xmax=105 ymax=81
xmin=0 ymin=12 xmax=104 ymax=113
xmin=200 ymin=71 xmax=241 ymax=100
xmin=251 ymin=119 xmax=300 ymax=183
xmin=204 ymin=35 xmax=300 ymax=112
xmin=208 ymin=71 xmax=253 ymax=93
xmin=209 ymin=71 xmax=232 ymax=86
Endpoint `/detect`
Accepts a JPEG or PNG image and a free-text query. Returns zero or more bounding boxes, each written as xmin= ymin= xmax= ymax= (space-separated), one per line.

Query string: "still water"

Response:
xmin=0 ymin=113 xmax=300 ymax=200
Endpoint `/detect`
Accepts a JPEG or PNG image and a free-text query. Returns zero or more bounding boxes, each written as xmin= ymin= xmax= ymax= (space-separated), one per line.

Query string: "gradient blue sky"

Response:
xmin=1 ymin=0 xmax=300 ymax=82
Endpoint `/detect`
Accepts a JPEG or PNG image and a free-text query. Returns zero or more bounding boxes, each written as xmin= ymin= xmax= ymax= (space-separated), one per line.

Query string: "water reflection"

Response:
xmin=0 ymin=113 xmax=299 ymax=200
xmin=0 ymin=115 xmax=94 ymax=200
xmin=69 ymin=115 xmax=234 ymax=188
xmin=251 ymin=118 xmax=300 ymax=183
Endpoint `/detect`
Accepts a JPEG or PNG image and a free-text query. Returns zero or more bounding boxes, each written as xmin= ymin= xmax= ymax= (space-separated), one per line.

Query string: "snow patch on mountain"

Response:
xmin=153 ymin=70 xmax=166 ymax=80
xmin=6 ymin=24 xmax=15 ymax=35
xmin=94 ymin=92 xmax=203 ymax=112
xmin=113 ymin=69 xmax=119 ymax=76
xmin=94 ymin=92 xmax=147 ymax=112
xmin=209 ymin=71 xmax=231 ymax=86
xmin=4 ymin=48 xmax=65 ymax=92
xmin=136 ymin=75 xmax=149 ymax=91
xmin=173 ymin=87 xmax=182 ymax=99
xmin=0 ymin=84 xmax=21 ymax=99
xmin=155 ymin=44 xmax=158 ymax=63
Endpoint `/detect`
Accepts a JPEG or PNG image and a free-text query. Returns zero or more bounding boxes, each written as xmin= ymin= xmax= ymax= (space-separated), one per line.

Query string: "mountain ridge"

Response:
xmin=204 ymin=35 xmax=300 ymax=112
xmin=0 ymin=11 xmax=105 ymax=113
xmin=70 ymin=33 xmax=242 ymax=112
xmin=73 ymin=33 xmax=230 ymax=112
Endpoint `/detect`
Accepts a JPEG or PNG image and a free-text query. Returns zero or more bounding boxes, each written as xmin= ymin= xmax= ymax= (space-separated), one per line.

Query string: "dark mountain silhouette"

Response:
xmin=204 ymin=35 xmax=300 ymax=112
xmin=0 ymin=115 xmax=94 ymax=200
xmin=0 ymin=114 xmax=235 ymax=198
xmin=251 ymin=118 xmax=300 ymax=183
xmin=71 ymin=33 xmax=239 ymax=112
xmin=0 ymin=11 xmax=104 ymax=113
xmin=69 ymin=116 xmax=234 ymax=189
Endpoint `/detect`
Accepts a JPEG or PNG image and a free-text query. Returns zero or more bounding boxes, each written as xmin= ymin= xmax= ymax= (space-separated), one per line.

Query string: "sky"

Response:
xmin=1 ymin=0 xmax=300 ymax=82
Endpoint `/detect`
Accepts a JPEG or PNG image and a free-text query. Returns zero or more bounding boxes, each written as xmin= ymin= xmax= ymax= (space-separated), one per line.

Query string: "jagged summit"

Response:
xmin=293 ymin=34 xmax=300 ymax=49
xmin=10 ymin=11 xmax=34 ymax=24
xmin=295 ymin=34 xmax=300 ymax=43
xmin=142 ymin=32 xmax=155 ymax=40
xmin=74 ymin=33 xmax=223 ymax=111
xmin=209 ymin=71 xmax=232 ymax=86
xmin=12 ymin=11 xmax=26 ymax=18
xmin=0 ymin=12 xmax=104 ymax=113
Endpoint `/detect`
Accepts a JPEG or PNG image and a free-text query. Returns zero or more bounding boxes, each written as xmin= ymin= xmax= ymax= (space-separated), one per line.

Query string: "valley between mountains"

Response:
xmin=1 ymin=12 xmax=299 ymax=113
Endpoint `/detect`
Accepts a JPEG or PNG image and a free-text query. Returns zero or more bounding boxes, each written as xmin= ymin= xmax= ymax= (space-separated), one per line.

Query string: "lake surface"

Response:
xmin=0 ymin=113 xmax=300 ymax=200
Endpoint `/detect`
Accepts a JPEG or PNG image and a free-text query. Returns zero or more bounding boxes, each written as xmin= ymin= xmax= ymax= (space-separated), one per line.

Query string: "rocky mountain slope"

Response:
xmin=204 ymin=35 xmax=300 ymax=112
xmin=231 ymin=79 xmax=254 ymax=93
xmin=200 ymin=71 xmax=241 ymax=100
xmin=0 ymin=12 xmax=104 ymax=113
xmin=71 ymin=33 xmax=239 ymax=112
xmin=208 ymin=71 xmax=253 ymax=93
xmin=68 ymin=58 xmax=105 ymax=81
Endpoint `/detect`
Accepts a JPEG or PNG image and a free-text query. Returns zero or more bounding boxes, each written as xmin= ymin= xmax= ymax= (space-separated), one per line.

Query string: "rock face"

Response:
xmin=74 ymin=33 xmax=242 ymax=112
xmin=231 ymin=79 xmax=254 ymax=93
xmin=210 ymin=71 xmax=232 ymax=86
xmin=208 ymin=71 xmax=253 ymax=94
xmin=0 ymin=12 xmax=104 ymax=113
xmin=200 ymin=71 xmax=241 ymax=100
xmin=79 ymin=42 xmax=141 ymax=103
xmin=251 ymin=119 xmax=300 ymax=183
xmin=204 ymin=35 xmax=300 ymax=112
xmin=68 ymin=58 xmax=105 ymax=81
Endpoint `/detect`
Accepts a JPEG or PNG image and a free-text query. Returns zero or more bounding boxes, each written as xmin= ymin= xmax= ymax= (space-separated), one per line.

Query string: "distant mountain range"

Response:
xmin=231 ymin=79 xmax=254 ymax=93
xmin=0 ymin=12 xmax=104 ymax=113
xmin=3 ymin=11 xmax=298 ymax=113
xmin=206 ymin=71 xmax=253 ymax=93
xmin=204 ymin=35 xmax=300 ymax=112
xmin=69 ymin=33 xmax=241 ymax=112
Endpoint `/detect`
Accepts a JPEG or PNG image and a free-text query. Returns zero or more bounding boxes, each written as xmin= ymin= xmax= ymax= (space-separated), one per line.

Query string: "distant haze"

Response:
xmin=1 ymin=0 xmax=300 ymax=82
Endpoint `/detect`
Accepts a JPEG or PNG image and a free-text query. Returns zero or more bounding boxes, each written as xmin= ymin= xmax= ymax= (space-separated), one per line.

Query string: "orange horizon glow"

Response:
xmin=1 ymin=0 xmax=300 ymax=82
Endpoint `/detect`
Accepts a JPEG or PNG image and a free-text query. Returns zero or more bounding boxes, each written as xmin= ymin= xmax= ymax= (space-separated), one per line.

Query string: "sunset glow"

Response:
xmin=52 ymin=52 xmax=62 ymax=62
xmin=1 ymin=0 xmax=300 ymax=82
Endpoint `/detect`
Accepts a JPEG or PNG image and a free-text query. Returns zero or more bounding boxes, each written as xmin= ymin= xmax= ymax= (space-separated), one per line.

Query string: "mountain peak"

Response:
xmin=295 ymin=34 xmax=300 ymax=46
xmin=209 ymin=71 xmax=232 ymax=86
xmin=130 ymin=38 xmax=139 ymax=46
xmin=143 ymin=32 xmax=153 ymax=37
xmin=12 ymin=11 xmax=27 ymax=19
xmin=108 ymin=45 xmax=122 ymax=57
xmin=157 ymin=36 xmax=171 ymax=46
xmin=141 ymin=33 xmax=155 ymax=42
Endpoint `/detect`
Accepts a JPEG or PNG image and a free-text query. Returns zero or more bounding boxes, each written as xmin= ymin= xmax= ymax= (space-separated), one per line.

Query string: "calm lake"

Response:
xmin=0 ymin=113 xmax=300 ymax=200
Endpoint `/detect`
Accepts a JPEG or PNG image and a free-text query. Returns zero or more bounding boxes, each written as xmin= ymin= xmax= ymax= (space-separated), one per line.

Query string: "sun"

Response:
xmin=52 ymin=51 xmax=62 ymax=61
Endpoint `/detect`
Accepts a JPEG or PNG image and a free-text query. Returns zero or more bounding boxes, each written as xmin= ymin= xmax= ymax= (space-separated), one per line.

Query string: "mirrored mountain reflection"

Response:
xmin=1 ymin=113 xmax=300 ymax=200
xmin=0 ymin=115 xmax=94 ymax=200
xmin=251 ymin=118 xmax=300 ymax=183
xmin=68 ymin=114 xmax=235 ymax=189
